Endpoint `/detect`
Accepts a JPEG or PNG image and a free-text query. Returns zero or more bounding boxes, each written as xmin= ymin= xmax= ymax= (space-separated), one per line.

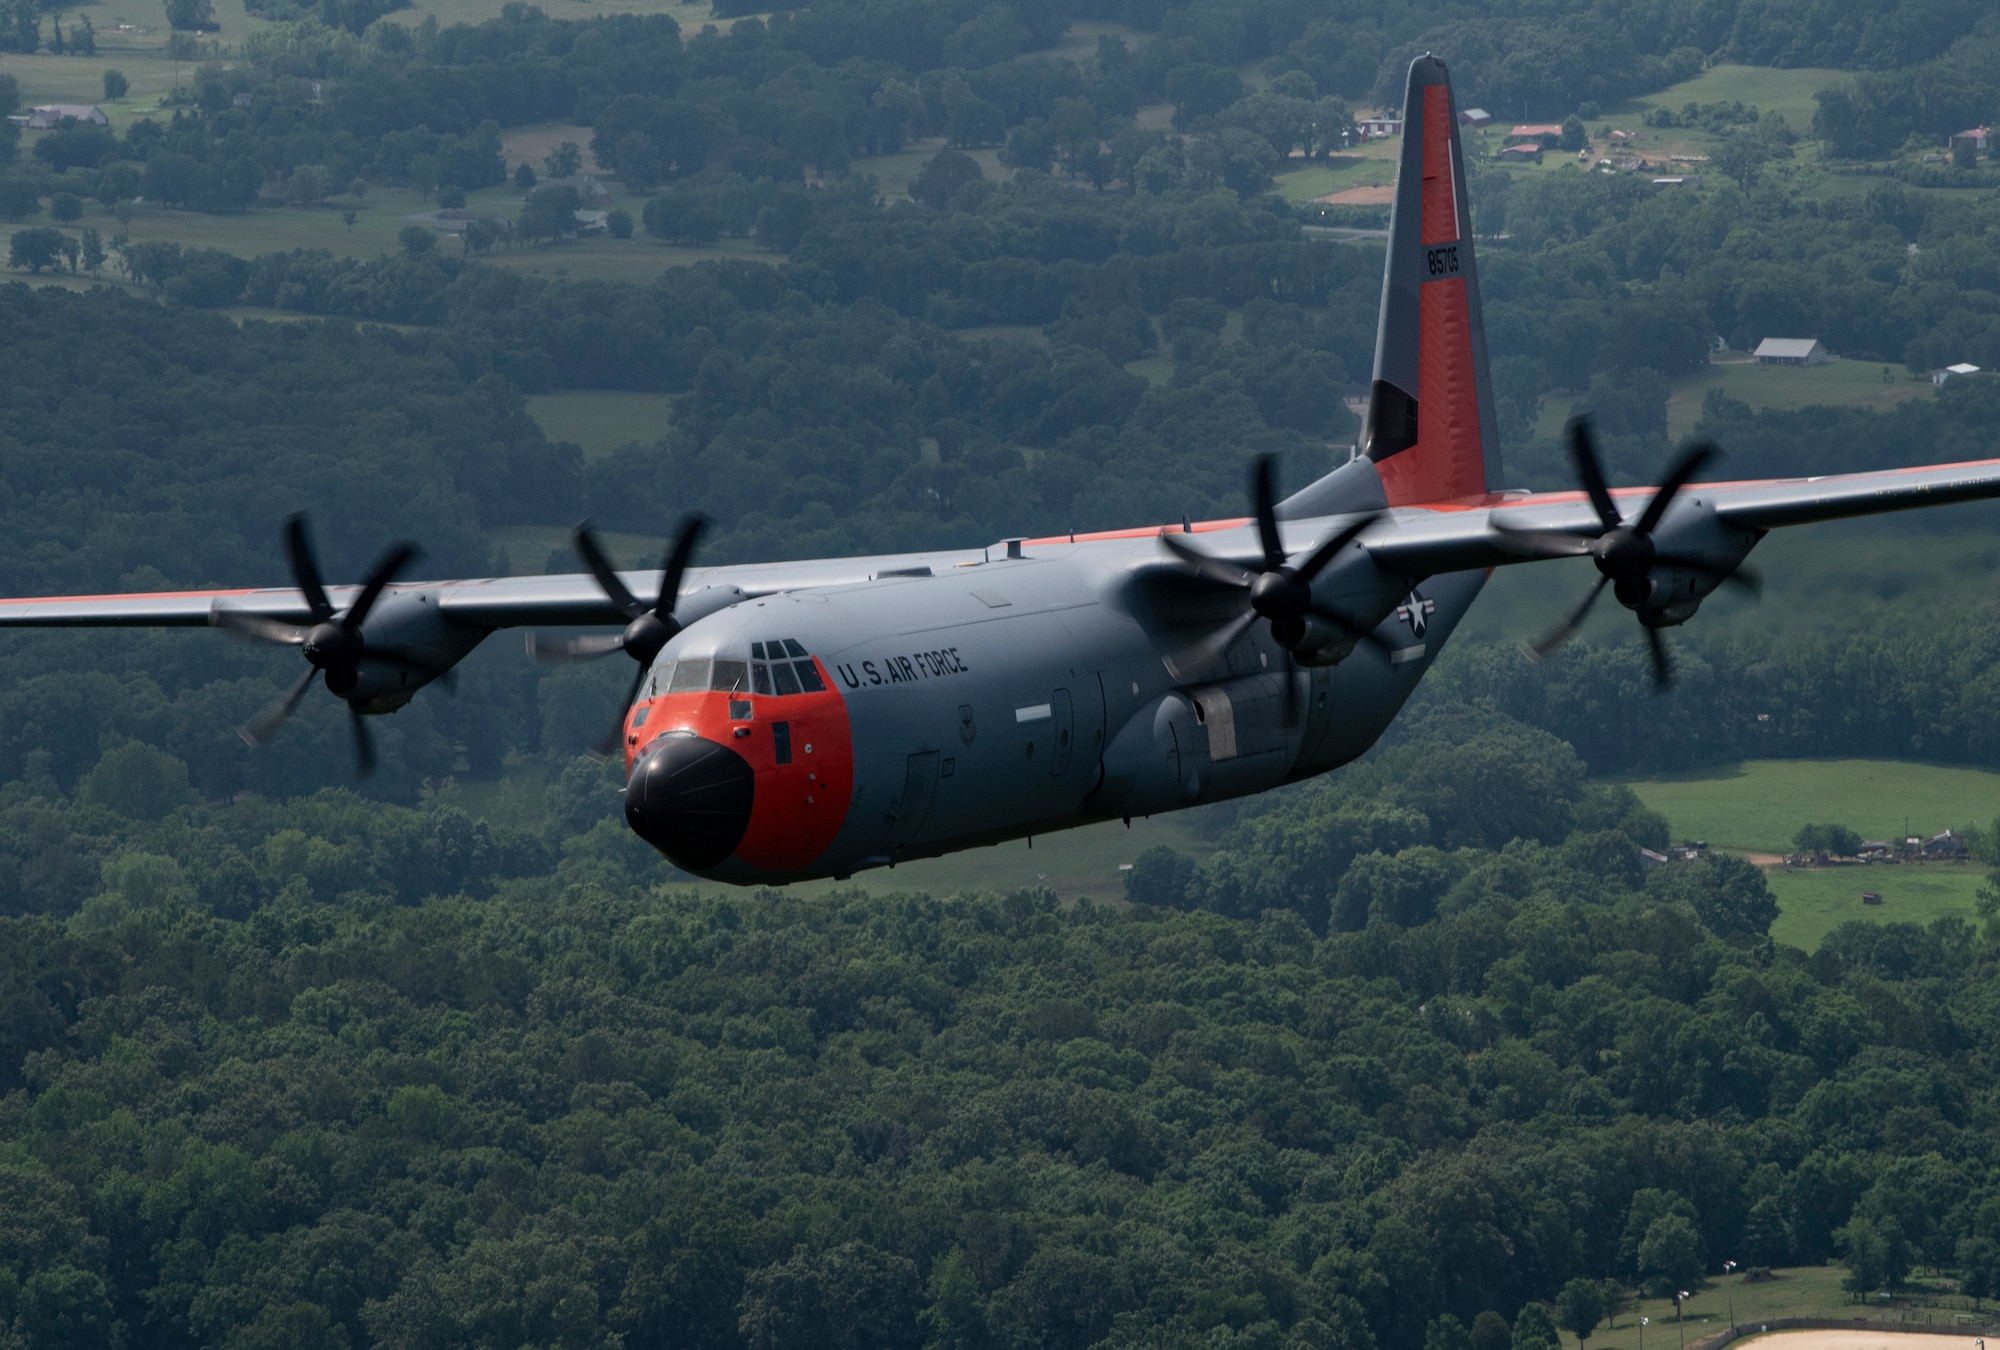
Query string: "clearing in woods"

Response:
xmin=522 ymin=391 xmax=675 ymax=460
xmin=1623 ymin=758 xmax=2000 ymax=949
xmin=1621 ymin=759 xmax=2000 ymax=855
xmin=1575 ymin=1273 xmax=1967 ymax=1350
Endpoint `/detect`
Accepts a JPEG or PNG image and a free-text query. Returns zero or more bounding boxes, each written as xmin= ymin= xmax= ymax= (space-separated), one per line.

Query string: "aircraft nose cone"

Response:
xmin=624 ymin=733 xmax=755 ymax=872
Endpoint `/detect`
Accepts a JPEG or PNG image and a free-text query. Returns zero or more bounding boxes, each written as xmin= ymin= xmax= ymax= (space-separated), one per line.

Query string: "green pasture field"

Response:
xmin=1764 ymin=864 xmax=1986 ymax=950
xmin=1623 ymin=758 xmax=2000 ymax=855
xmin=0 ymin=0 xmax=277 ymax=130
xmin=1580 ymin=1266 xmax=1867 ymax=1350
xmin=1665 ymin=357 xmax=1934 ymax=438
xmin=1272 ymin=142 xmax=1400 ymax=204
xmin=15 ymin=106 xmax=768 ymax=282
xmin=1623 ymin=63 xmax=1850 ymax=133
xmin=849 ymin=140 xmax=1009 ymax=200
xmin=1467 ymin=64 xmax=1849 ymax=191
xmin=523 ymin=390 xmax=673 ymax=459
xmin=1532 ymin=357 xmax=1934 ymax=446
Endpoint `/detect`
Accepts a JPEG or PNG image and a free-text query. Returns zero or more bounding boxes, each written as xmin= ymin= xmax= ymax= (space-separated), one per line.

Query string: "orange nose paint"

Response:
xmin=625 ymin=658 xmax=854 ymax=874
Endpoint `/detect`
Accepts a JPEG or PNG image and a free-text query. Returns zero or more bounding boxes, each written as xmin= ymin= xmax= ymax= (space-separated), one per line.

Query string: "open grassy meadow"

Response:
xmin=1620 ymin=758 xmax=1999 ymax=948
xmin=1579 ymin=1266 xmax=1873 ymax=1350
xmin=1665 ymin=357 xmax=1934 ymax=438
xmin=1763 ymin=864 xmax=1986 ymax=950
xmin=1623 ymin=64 xmax=1850 ymax=133
xmin=1623 ymin=759 xmax=2000 ymax=854
xmin=1532 ymin=355 xmax=1935 ymax=455
xmin=522 ymin=389 xmax=674 ymax=458
xmin=1273 ymin=141 xmax=1401 ymax=203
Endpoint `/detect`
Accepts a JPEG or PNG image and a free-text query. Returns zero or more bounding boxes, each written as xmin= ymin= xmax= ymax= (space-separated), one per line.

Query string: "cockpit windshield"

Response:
xmin=644 ymin=641 xmax=822 ymax=699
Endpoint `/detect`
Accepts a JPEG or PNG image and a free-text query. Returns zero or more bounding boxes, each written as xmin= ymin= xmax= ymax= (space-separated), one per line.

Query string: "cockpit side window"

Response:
xmin=711 ymin=659 xmax=749 ymax=693
xmin=745 ymin=639 xmax=825 ymax=696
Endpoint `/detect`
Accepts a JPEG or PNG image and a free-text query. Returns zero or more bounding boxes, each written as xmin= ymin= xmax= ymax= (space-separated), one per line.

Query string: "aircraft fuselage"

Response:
xmin=619 ymin=531 xmax=1487 ymax=883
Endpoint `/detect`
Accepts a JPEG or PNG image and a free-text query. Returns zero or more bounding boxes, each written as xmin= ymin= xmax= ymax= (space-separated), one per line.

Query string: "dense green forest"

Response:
xmin=5 ymin=0 xmax=2000 ymax=1342
xmin=1 ymin=701 xmax=1995 ymax=1349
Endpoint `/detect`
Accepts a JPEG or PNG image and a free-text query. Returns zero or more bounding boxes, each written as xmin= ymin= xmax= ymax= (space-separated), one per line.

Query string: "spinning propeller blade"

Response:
xmin=1157 ymin=456 xmax=1385 ymax=687
xmin=548 ymin=515 xmax=708 ymax=756
xmin=227 ymin=514 xmax=420 ymax=774
xmin=1504 ymin=419 xmax=1755 ymax=689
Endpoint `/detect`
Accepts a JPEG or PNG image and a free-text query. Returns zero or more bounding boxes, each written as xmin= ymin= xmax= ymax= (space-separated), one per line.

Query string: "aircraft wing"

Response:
xmin=1365 ymin=456 xmax=2000 ymax=576
xmin=0 ymin=548 xmax=997 ymax=629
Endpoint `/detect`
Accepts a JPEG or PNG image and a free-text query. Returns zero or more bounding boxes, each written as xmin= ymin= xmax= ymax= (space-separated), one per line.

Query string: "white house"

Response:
xmin=1357 ymin=116 xmax=1402 ymax=140
xmin=1754 ymin=338 xmax=1832 ymax=366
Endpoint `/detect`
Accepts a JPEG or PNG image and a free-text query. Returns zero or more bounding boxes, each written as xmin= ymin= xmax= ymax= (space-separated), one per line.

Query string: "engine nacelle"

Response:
xmin=1617 ymin=493 xmax=1762 ymax=631
xmin=344 ymin=590 xmax=487 ymax=713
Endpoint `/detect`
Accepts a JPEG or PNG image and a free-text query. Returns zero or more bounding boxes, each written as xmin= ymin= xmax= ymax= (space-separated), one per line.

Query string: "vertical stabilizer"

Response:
xmin=1362 ymin=55 xmax=1503 ymax=505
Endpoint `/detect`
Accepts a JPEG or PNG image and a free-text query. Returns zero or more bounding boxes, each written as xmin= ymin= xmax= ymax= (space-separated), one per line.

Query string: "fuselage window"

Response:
xmin=771 ymin=658 xmax=803 ymax=696
xmin=752 ymin=662 xmax=774 ymax=695
xmin=794 ymin=659 xmax=827 ymax=692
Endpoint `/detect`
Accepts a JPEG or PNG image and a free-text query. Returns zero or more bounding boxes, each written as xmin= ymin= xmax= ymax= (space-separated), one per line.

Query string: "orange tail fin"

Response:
xmin=1362 ymin=55 xmax=1504 ymax=507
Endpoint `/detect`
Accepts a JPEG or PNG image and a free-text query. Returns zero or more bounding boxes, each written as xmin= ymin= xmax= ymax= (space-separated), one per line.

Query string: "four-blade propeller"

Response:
xmin=1493 ymin=418 xmax=1757 ymax=689
xmin=1157 ymin=456 xmax=1383 ymax=722
xmin=216 ymin=514 xmax=419 ymax=776
xmin=530 ymin=515 xmax=707 ymax=756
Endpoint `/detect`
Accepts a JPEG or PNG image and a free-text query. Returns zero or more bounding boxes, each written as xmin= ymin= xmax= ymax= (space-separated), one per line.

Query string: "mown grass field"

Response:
xmin=523 ymin=390 xmax=674 ymax=459
xmin=1582 ymin=1265 xmax=1872 ymax=1350
xmin=1622 ymin=64 xmax=1850 ymax=133
xmin=1664 ymin=358 xmax=1935 ymax=438
xmin=1763 ymin=864 xmax=1986 ymax=950
xmin=1534 ymin=358 xmax=1934 ymax=447
xmin=1272 ymin=141 xmax=1401 ymax=203
xmin=1623 ymin=759 xmax=2000 ymax=854
xmin=1621 ymin=758 xmax=1999 ymax=949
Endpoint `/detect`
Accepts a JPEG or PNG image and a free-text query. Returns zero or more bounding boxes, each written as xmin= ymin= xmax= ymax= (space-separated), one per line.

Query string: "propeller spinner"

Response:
xmin=216 ymin=514 xmax=420 ymax=775
xmin=529 ymin=515 xmax=707 ymax=756
xmin=1493 ymin=417 xmax=1758 ymax=689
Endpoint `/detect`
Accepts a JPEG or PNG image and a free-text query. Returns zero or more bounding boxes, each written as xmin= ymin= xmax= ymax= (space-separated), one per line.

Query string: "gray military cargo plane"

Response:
xmin=6 ymin=56 xmax=2000 ymax=884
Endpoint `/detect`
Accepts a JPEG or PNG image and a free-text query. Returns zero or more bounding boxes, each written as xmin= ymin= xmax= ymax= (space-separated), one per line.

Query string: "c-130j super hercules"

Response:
xmin=8 ymin=57 xmax=2000 ymax=883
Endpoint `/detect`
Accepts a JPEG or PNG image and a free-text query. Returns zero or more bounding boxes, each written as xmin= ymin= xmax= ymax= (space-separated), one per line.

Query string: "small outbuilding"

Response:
xmin=1754 ymin=338 xmax=1832 ymax=366
xmin=1499 ymin=143 xmax=1544 ymax=163
xmin=1924 ymin=830 xmax=1969 ymax=859
xmin=1934 ymin=362 xmax=1982 ymax=386
xmin=1951 ymin=127 xmax=1989 ymax=152
xmin=1357 ymin=116 xmax=1403 ymax=140
xmin=1459 ymin=108 xmax=1492 ymax=128
xmin=1652 ymin=175 xmax=1701 ymax=189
